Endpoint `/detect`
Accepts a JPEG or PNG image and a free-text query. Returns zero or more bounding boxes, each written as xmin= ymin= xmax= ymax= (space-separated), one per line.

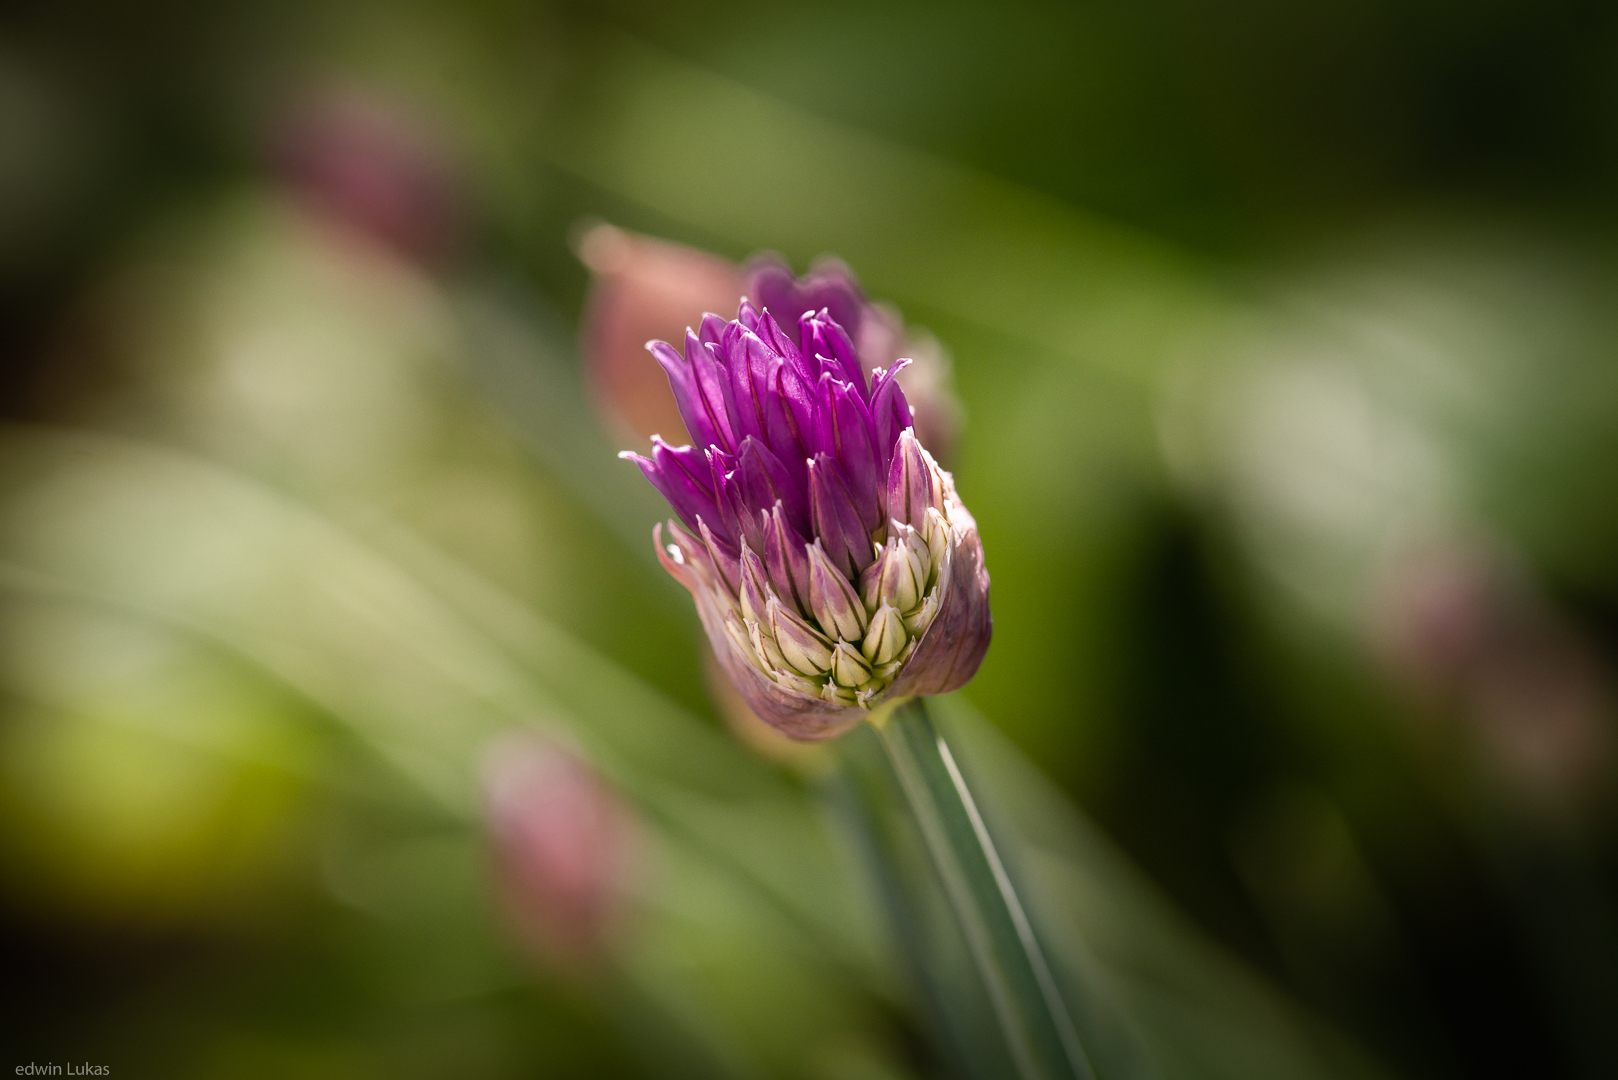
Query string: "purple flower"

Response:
xmin=622 ymin=270 xmax=990 ymax=741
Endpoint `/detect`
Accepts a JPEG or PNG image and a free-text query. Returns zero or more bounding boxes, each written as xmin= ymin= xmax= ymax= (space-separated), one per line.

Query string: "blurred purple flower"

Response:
xmin=483 ymin=736 xmax=634 ymax=970
xmin=622 ymin=274 xmax=990 ymax=741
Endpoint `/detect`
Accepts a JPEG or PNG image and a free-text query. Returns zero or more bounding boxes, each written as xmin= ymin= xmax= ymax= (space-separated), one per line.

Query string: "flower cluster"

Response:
xmin=623 ymin=276 xmax=990 ymax=740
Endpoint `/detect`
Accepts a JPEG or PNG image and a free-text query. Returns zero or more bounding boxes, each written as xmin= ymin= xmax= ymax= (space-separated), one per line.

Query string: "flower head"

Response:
xmin=622 ymin=271 xmax=990 ymax=740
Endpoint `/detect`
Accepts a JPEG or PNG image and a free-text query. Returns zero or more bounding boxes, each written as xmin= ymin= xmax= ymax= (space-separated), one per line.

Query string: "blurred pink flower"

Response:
xmin=271 ymin=85 xmax=464 ymax=266
xmin=1372 ymin=542 xmax=1612 ymax=812
xmin=482 ymin=735 xmax=635 ymax=970
xmin=578 ymin=224 xmax=746 ymax=448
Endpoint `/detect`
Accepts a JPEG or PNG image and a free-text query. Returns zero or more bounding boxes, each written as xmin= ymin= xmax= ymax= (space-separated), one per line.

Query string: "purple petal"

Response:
xmin=799 ymin=273 xmax=866 ymax=342
xmin=653 ymin=437 xmax=714 ymax=496
xmin=760 ymin=358 xmax=808 ymax=480
xmin=887 ymin=429 xmax=940 ymax=532
xmin=697 ymin=517 xmax=741 ymax=595
xmin=822 ymin=376 xmax=881 ymax=532
xmin=647 ymin=338 xmax=715 ymax=448
xmin=758 ymin=308 xmax=810 ymax=379
xmin=801 ymin=310 xmax=868 ymax=400
xmin=869 ymin=356 xmax=914 ymax=480
xmin=723 ymin=330 xmax=787 ymax=452
xmin=747 ymin=260 xmax=806 ymax=344
xmin=648 ymin=333 xmax=734 ymax=452
xmin=620 ymin=441 xmax=721 ymax=536
xmin=711 ymin=320 xmax=749 ymax=434
xmin=726 ymin=469 xmax=766 ymax=556
xmin=808 ymin=453 xmax=875 ymax=578
xmin=707 ymin=448 xmax=742 ymax=549
xmin=763 ymin=501 xmax=812 ymax=616
xmin=688 ymin=332 xmax=737 ymax=452
xmin=776 ymin=364 xmax=816 ymax=485
xmin=698 ymin=313 xmax=729 ymax=350
xmin=718 ymin=315 xmax=747 ymax=357
xmin=738 ymin=437 xmax=809 ymax=537
xmin=746 ymin=256 xmax=868 ymax=346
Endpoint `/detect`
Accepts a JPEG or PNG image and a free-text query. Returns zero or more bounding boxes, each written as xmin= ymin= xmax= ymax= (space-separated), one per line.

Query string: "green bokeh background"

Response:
xmin=3 ymin=2 xmax=1616 ymax=1078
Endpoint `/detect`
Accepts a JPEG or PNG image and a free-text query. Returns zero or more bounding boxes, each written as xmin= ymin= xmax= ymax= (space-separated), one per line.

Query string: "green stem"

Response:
xmin=873 ymin=698 xmax=1094 ymax=1080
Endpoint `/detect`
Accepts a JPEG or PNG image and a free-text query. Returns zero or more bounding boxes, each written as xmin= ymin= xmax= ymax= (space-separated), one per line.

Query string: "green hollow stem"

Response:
xmin=872 ymin=698 xmax=1094 ymax=1080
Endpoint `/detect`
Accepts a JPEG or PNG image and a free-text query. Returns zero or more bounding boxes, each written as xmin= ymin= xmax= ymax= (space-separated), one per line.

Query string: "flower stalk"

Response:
xmin=618 ymin=259 xmax=1076 ymax=1076
xmin=871 ymin=699 xmax=1093 ymax=1080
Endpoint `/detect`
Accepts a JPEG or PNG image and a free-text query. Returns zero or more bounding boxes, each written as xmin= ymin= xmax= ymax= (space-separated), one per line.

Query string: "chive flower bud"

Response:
xmin=622 ymin=274 xmax=991 ymax=740
xmin=578 ymin=223 xmax=746 ymax=446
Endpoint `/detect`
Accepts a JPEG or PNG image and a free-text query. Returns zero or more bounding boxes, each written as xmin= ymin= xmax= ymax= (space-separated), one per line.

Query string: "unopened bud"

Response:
xmin=578 ymin=224 xmax=745 ymax=447
xmin=769 ymin=596 xmax=835 ymax=676
xmin=808 ymin=539 xmax=870 ymax=643
xmin=862 ymin=603 xmax=909 ymax=666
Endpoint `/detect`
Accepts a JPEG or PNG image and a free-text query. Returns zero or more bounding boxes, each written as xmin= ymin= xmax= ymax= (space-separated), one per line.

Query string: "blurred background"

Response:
xmin=2 ymin=1 xmax=1616 ymax=1077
